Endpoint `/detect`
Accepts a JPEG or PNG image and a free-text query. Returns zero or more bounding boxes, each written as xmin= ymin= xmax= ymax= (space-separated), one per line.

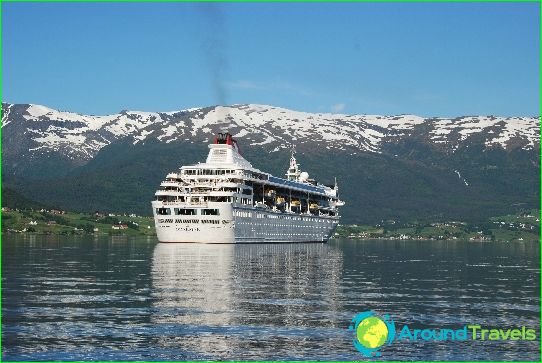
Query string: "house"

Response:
xmin=47 ymin=221 xmax=57 ymax=225
xmin=28 ymin=221 xmax=38 ymax=226
xmin=112 ymin=224 xmax=128 ymax=230
xmin=93 ymin=227 xmax=99 ymax=232
xmin=1 ymin=207 xmax=11 ymax=212
xmin=50 ymin=209 xmax=65 ymax=215
xmin=95 ymin=211 xmax=105 ymax=218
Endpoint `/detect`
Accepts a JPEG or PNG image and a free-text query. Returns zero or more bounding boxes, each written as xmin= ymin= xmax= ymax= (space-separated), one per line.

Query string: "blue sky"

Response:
xmin=2 ymin=2 xmax=540 ymax=117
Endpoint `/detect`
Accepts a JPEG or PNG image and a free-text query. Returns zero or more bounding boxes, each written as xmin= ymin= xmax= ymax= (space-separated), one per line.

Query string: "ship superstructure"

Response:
xmin=151 ymin=133 xmax=344 ymax=243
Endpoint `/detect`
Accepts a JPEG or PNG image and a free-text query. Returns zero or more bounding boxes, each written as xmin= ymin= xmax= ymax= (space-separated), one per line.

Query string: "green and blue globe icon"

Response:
xmin=349 ymin=311 xmax=396 ymax=357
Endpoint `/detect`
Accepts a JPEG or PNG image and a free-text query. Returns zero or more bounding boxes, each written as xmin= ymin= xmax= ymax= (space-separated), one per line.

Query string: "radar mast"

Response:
xmin=286 ymin=146 xmax=300 ymax=181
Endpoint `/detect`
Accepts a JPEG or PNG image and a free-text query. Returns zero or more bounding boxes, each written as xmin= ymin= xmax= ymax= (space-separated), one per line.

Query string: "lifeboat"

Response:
xmin=265 ymin=189 xmax=276 ymax=199
xmin=291 ymin=199 xmax=301 ymax=206
xmin=309 ymin=203 xmax=319 ymax=211
xmin=329 ymin=200 xmax=346 ymax=207
xmin=276 ymin=196 xmax=286 ymax=206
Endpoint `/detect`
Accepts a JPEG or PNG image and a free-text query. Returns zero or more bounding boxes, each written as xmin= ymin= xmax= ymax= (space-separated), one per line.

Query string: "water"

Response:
xmin=2 ymin=235 xmax=539 ymax=361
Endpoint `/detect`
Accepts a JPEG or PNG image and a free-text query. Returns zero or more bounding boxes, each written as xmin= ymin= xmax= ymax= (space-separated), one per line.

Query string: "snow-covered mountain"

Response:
xmin=2 ymin=102 xmax=539 ymax=223
xmin=2 ymin=102 xmax=539 ymax=165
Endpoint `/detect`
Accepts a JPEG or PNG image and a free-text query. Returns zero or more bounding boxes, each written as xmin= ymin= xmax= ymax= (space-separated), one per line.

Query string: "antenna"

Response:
xmin=286 ymin=145 xmax=300 ymax=181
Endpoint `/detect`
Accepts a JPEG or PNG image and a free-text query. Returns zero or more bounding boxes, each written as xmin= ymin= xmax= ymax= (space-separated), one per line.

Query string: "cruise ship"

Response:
xmin=151 ymin=133 xmax=344 ymax=243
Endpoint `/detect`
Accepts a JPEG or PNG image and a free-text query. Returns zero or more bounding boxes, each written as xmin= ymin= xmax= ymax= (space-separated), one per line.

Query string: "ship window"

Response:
xmin=175 ymin=208 xmax=197 ymax=215
xmin=214 ymin=196 xmax=231 ymax=202
xmin=201 ymin=219 xmax=220 ymax=224
xmin=202 ymin=208 xmax=219 ymax=216
xmin=156 ymin=208 xmax=171 ymax=215
xmin=242 ymin=188 xmax=252 ymax=195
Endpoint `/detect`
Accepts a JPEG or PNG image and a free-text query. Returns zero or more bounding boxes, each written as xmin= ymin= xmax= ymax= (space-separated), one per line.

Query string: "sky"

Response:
xmin=2 ymin=2 xmax=540 ymax=117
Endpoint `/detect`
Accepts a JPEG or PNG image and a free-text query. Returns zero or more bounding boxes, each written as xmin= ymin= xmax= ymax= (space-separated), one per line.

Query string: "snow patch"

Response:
xmin=26 ymin=104 xmax=53 ymax=118
xmin=158 ymin=125 xmax=178 ymax=140
xmin=1 ymin=103 xmax=12 ymax=127
xmin=454 ymin=170 xmax=469 ymax=186
xmin=134 ymin=130 xmax=154 ymax=144
xmin=251 ymin=134 xmax=275 ymax=145
xmin=234 ymin=129 xmax=249 ymax=138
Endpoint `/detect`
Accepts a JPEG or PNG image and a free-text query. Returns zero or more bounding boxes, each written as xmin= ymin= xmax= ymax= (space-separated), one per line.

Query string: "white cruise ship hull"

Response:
xmin=152 ymin=202 xmax=339 ymax=244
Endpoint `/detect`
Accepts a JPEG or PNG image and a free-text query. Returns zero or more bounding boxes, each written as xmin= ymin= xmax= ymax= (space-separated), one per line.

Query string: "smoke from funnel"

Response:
xmin=197 ymin=3 xmax=228 ymax=106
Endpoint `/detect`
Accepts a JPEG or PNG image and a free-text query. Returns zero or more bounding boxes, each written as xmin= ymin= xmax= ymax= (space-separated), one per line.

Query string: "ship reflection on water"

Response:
xmin=2 ymin=236 xmax=539 ymax=361
xmin=150 ymin=242 xmax=346 ymax=360
xmin=149 ymin=240 xmax=540 ymax=361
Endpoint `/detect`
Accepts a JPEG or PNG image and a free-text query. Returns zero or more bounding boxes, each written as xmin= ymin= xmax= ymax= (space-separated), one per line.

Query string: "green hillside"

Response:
xmin=1 ymin=187 xmax=50 ymax=210
xmin=3 ymin=138 xmax=539 ymax=224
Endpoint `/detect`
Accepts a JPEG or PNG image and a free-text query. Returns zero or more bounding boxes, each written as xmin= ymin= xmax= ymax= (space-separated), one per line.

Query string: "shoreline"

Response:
xmin=2 ymin=208 xmax=539 ymax=243
xmin=2 ymin=231 xmax=538 ymax=243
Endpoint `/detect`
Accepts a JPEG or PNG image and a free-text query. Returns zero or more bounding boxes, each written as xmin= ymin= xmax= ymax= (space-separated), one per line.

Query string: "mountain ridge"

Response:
xmin=3 ymin=102 xmax=539 ymax=162
xmin=1 ymin=102 xmax=539 ymax=224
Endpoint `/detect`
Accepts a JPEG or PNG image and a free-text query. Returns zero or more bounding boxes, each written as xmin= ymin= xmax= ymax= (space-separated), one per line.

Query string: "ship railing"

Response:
xmin=159 ymin=201 xmax=209 ymax=207
xmin=189 ymin=180 xmax=238 ymax=187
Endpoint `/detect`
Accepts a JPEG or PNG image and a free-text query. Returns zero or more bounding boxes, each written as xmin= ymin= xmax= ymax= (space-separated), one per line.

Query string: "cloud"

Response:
xmin=331 ymin=103 xmax=346 ymax=113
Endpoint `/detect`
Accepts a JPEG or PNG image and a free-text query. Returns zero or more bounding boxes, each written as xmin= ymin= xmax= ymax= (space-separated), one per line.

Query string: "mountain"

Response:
xmin=1 ymin=102 xmax=539 ymax=224
xmin=1 ymin=187 xmax=50 ymax=210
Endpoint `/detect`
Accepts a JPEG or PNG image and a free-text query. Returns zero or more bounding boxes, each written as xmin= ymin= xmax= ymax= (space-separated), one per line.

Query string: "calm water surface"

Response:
xmin=2 ymin=235 xmax=540 ymax=361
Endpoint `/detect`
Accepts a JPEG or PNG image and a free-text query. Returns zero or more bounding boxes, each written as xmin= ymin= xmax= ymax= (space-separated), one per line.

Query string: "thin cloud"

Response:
xmin=331 ymin=103 xmax=346 ymax=113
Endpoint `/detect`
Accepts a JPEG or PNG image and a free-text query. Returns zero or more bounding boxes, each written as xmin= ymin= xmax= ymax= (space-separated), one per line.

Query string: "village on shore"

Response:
xmin=333 ymin=211 xmax=539 ymax=242
xmin=1 ymin=207 xmax=539 ymax=242
xmin=1 ymin=207 xmax=156 ymax=236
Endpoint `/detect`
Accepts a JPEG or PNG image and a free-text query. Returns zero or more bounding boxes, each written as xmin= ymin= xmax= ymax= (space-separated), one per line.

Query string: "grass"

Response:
xmin=2 ymin=209 xmax=156 ymax=236
xmin=335 ymin=210 xmax=540 ymax=242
